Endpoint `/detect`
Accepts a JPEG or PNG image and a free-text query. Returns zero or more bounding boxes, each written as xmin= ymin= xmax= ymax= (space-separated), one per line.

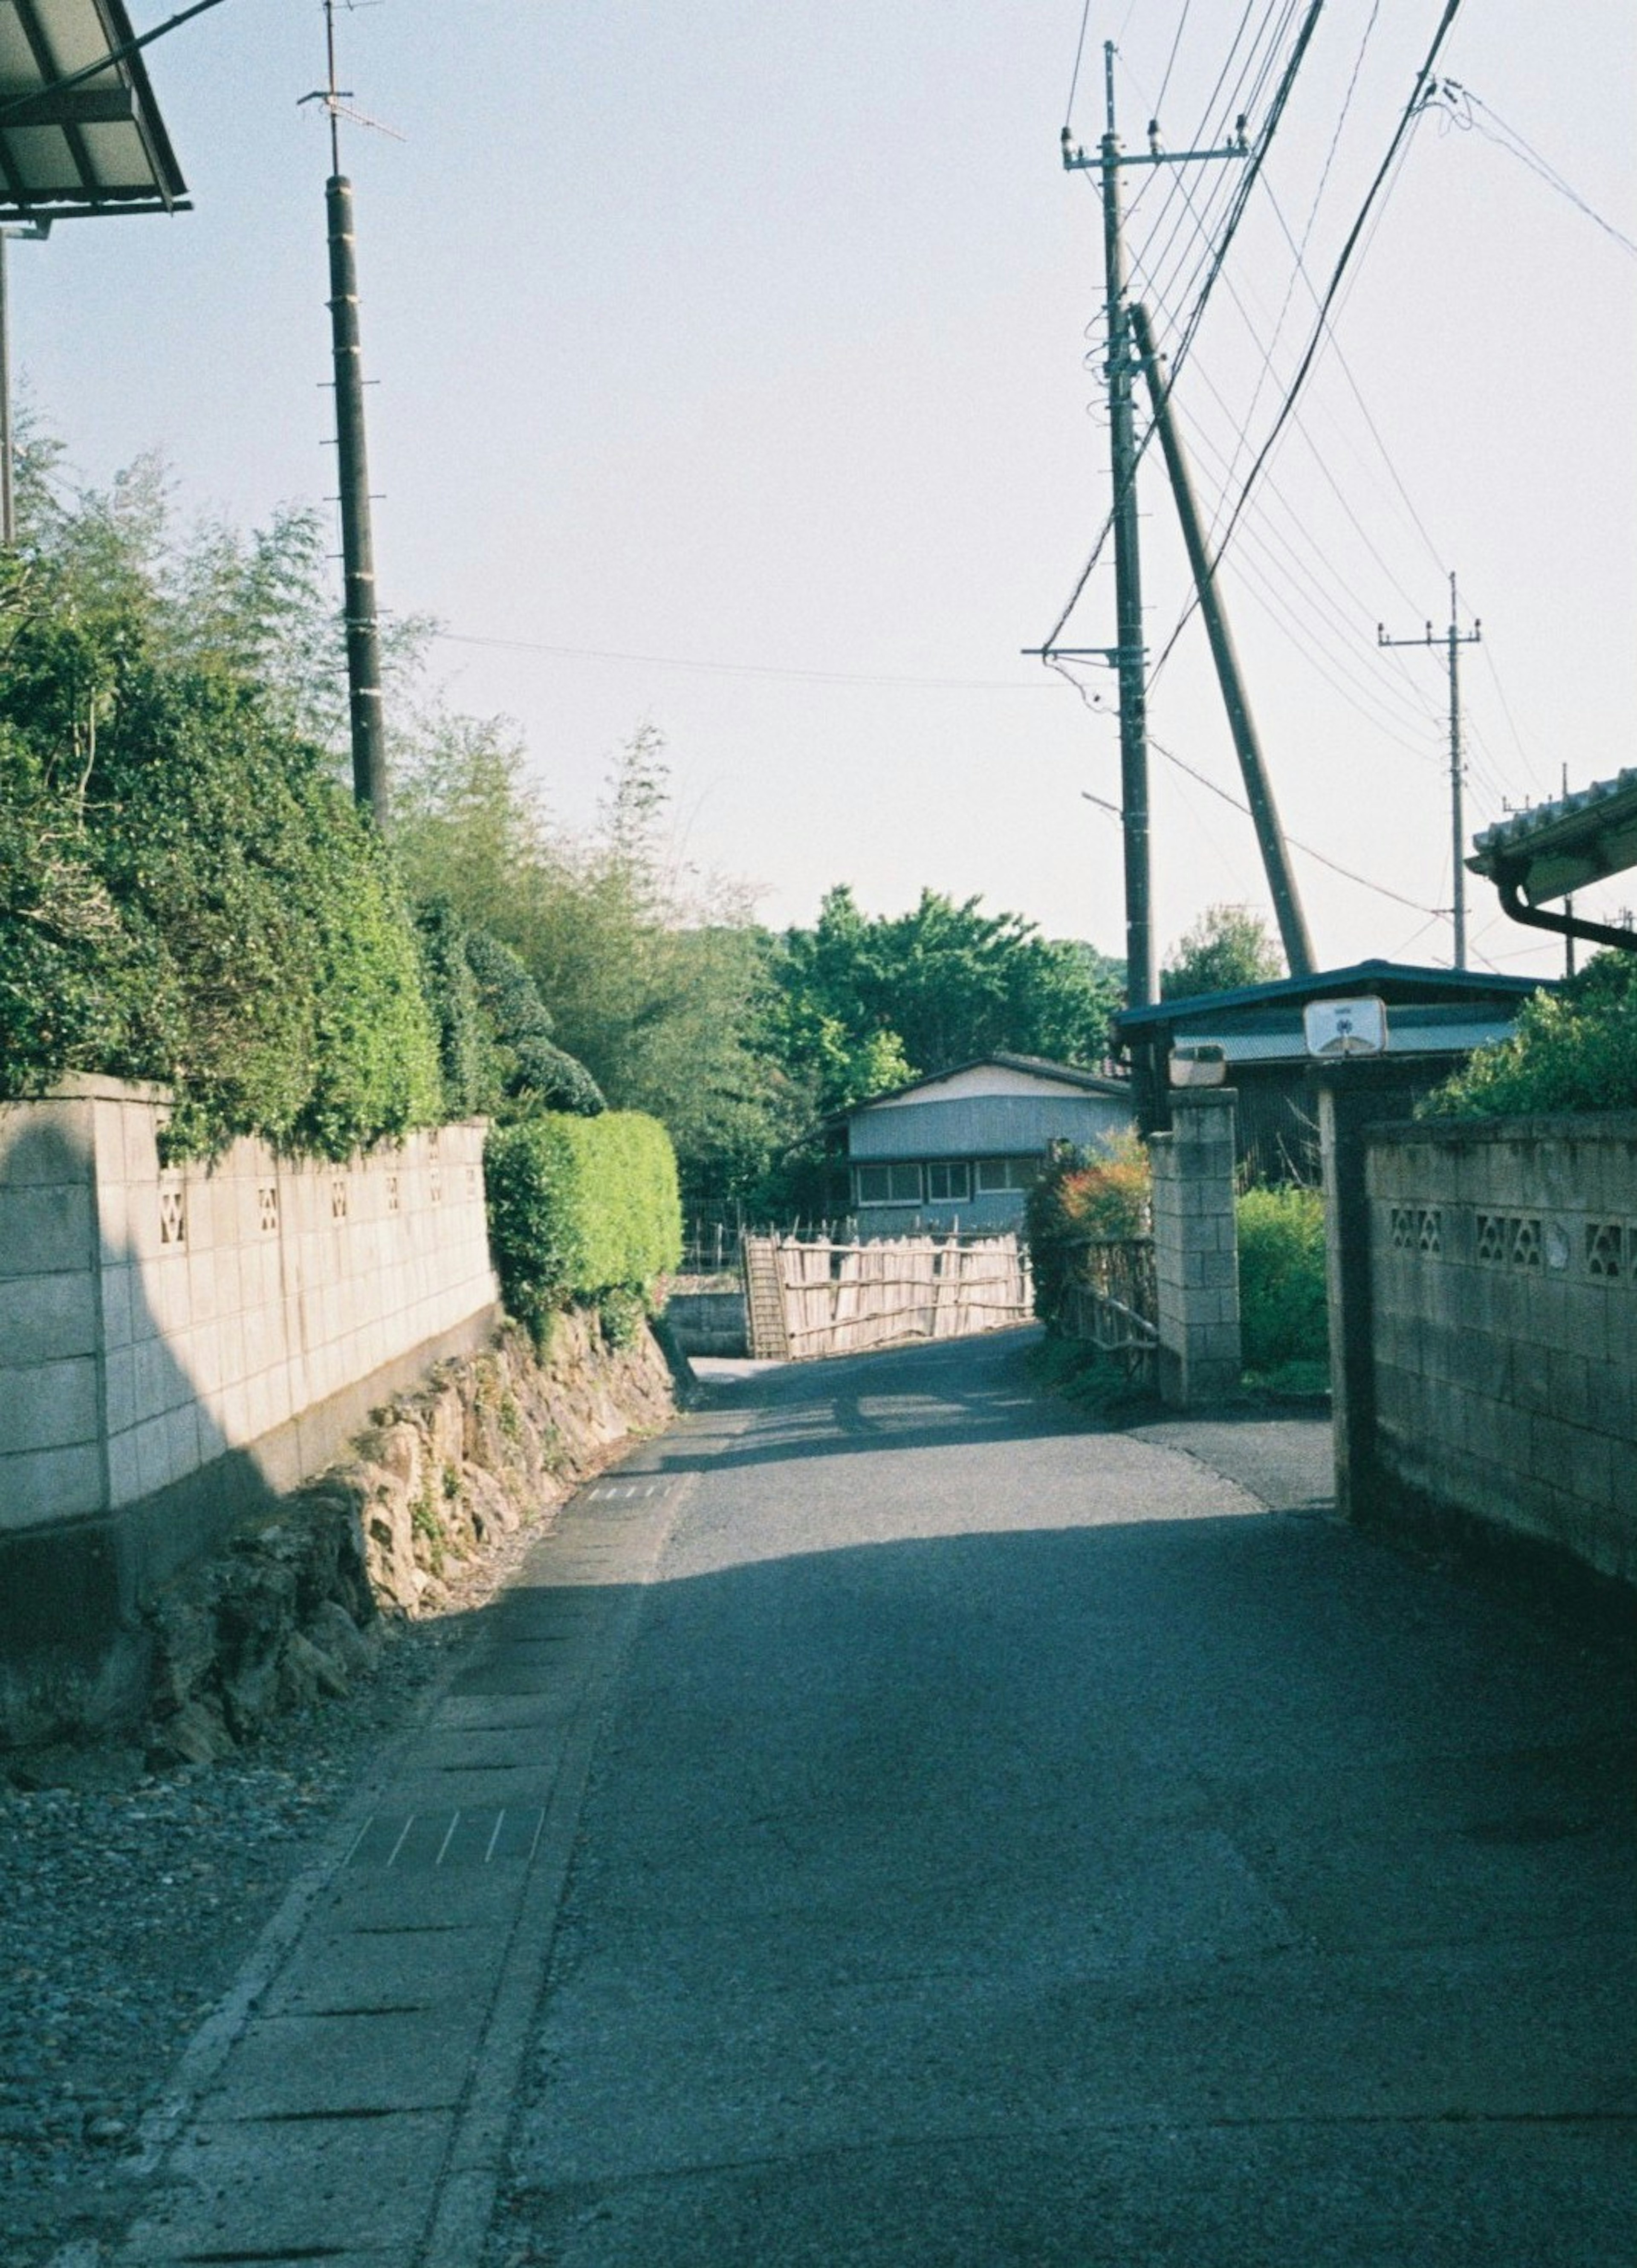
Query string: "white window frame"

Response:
xmin=975 ymin=1155 xmax=1040 ymax=1194
xmin=855 ymin=1160 xmax=924 ymax=1205
xmin=925 ymin=1160 xmax=972 ymax=1203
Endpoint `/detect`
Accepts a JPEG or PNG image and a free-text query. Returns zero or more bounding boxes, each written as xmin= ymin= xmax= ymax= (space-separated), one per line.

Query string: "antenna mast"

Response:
xmin=305 ymin=0 xmax=393 ymax=826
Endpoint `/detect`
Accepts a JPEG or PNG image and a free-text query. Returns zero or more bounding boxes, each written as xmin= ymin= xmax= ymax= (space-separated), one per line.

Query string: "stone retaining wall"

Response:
xmin=1 ymin=1078 xmax=499 ymax=1726
xmin=665 ymin=1289 xmax=748 ymax=1357
xmin=135 ymin=1311 xmax=677 ymax=1767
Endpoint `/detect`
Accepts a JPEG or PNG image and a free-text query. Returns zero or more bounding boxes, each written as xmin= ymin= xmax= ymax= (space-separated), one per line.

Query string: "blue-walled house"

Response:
xmin=835 ymin=1056 xmax=1134 ymax=1237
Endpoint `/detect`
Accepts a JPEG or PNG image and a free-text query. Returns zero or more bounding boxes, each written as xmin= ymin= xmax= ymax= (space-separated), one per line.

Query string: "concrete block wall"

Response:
xmin=1364 ymin=1111 xmax=1637 ymax=1585
xmin=1151 ymin=1088 xmax=1242 ymax=1407
xmin=1 ymin=1077 xmax=498 ymax=1646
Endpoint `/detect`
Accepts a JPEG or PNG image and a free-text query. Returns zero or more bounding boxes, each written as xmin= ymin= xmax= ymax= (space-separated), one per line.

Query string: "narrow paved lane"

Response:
xmin=493 ymin=1330 xmax=1634 ymax=2266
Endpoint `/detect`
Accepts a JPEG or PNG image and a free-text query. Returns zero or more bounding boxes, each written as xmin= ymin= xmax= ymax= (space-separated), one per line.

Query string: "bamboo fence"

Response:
xmin=745 ymin=1233 xmax=1033 ymax=1360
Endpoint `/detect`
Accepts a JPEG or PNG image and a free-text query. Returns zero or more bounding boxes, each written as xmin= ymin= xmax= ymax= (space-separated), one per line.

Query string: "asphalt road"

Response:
xmin=493 ymin=1330 xmax=1635 ymax=2267
xmin=106 ymin=1328 xmax=1634 ymax=2266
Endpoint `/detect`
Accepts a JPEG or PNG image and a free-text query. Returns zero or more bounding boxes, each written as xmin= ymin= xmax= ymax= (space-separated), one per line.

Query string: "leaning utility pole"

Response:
xmin=1053 ymin=47 xmax=1249 ymax=1008
xmin=1378 ymin=573 xmax=1480 ymax=968
xmin=305 ymin=0 xmax=392 ymax=827
xmin=1130 ymin=301 xmax=1315 ymax=978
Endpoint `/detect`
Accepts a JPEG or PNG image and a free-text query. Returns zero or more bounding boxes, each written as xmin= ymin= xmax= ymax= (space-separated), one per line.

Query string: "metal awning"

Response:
xmin=0 ymin=0 xmax=187 ymax=220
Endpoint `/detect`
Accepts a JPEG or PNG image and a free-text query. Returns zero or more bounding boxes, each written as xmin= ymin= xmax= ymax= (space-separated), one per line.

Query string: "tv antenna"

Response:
xmin=299 ymin=0 xmax=404 ymax=168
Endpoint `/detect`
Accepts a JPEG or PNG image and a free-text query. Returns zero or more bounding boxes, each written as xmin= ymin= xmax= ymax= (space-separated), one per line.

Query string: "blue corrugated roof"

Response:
xmin=1116 ymin=958 xmax=1544 ymax=1036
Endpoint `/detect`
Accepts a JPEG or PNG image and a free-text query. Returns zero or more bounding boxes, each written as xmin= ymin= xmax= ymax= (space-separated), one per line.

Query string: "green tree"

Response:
xmin=1160 ymin=904 xmax=1284 ymax=1001
xmin=767 ymin=885 xmax=1118 ymax=1092
xmin=392 ymin=721 xmax=784 ymax=1215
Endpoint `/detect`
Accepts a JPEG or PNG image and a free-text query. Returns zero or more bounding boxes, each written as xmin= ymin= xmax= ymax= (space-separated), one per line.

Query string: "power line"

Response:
xmin=1151 ymin=0 xmax=1468 ymax=680
xmin=1434 ymin=81 xmax=1637 ymax=261
xmin=1064 ymin=0 xmax=1094 ymax=130
xmin=1053 ymin=658 xmax=1445 ymax=920
xmin=1212 ymin=0 xmax=1383 ymax=509
xmin=1040 ymin=0 xmax=1325 ymax=653
xmin=433 ymin=629 xmax=1058 ymax=691
xmin=1148 ymin=719 xmax=1444 ymax=914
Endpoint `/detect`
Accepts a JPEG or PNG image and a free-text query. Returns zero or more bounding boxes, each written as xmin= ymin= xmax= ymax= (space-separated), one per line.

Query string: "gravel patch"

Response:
xmin=0 ymin=1519 xmax=545 ymax=2268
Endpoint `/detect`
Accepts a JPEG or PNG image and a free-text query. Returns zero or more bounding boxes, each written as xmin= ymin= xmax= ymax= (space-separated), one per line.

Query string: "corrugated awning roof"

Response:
xmin=1174 ymin=1016 xmax=1518 ymax=1067
xmin=1116 ymin=958 xmax=1543 ymax=1039
xmin=1468 ymin=767 xmax=1637 ymax=907
xmin=0 ymin=0 xmax=187 ymax=220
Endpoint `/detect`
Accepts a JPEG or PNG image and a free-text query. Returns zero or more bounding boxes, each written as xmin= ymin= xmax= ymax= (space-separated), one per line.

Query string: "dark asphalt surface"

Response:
xmin=492 ymin=1328 xmax=1636 ymax=2267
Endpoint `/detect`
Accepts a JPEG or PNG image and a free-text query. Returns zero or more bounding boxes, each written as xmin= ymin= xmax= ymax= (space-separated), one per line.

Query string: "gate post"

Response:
xmin=1314 ymin=1063 xmax=1421 ymax=1523
xmin=1151 ymin=1088 xmax=1241 ymax=1407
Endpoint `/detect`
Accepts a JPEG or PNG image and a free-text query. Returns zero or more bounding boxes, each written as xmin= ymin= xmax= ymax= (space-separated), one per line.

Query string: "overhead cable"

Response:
xmin=1154 ymin=0 xmax=1470 ymax=675
xmin=1039 ymin=0 xmax=1325 ymax=653
xmin=433 ymin=630 xmax=1057 ymax=692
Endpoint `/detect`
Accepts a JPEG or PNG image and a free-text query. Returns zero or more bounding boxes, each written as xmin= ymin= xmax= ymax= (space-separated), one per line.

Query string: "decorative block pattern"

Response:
xmin=1363 ymin=1118 xmax=1637 ymax=1586
xmin=0 ymin=1086 xmax=498 ymax=1536
xmin=159 ymin=1185 xmax=186 ymax=1247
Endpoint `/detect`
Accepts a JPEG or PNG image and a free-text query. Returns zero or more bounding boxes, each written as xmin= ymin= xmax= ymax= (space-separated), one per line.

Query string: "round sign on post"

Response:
xmin=1303 ymin=997 xmax=1389 ymax=1059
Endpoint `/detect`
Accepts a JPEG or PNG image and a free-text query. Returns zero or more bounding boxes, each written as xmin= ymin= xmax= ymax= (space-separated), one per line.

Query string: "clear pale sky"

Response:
xmin=17 ymin=0 xmax=1637 ymax=979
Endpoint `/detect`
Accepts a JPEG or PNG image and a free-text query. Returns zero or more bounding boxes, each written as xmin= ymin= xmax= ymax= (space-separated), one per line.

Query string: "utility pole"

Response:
xmin=1051 ymin=47 xmax=1249 ymax=1010
xmin=1130 ymin=301 xmax=1315 ymax=978
xmin=304 ymin=0 xmax=393 ymax=828
xmin=0 ymin=231 xmax=13 ymax=546
xmin=1378 ymin=573 xmax=1480 ymax=968
xmin=1561 ymin=763 xmax=1576 ymax=978
xmin=0 ymin=221 xmax=49 ymax=546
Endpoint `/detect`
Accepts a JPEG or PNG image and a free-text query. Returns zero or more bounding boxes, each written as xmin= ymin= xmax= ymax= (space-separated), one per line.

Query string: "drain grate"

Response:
xmin=580 ymin=1478 xmax=674 ymax=1502
xmin=344 ymin=1806 xmax=545 ymax=1869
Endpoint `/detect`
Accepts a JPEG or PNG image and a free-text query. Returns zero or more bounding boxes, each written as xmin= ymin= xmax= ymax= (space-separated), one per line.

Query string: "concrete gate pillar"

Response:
xmin=1151 ymin=1088 xmax=1241 ymax=1407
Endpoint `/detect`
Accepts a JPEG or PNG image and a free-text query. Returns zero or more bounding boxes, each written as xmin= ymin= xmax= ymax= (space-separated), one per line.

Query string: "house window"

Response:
xmin=975 ymin=1155 xmax=1039 ymax=1194
xmin=925 ymin=1160 xmax=971 ymax=1202
xmin=854 ymin=1161 xmax=923 ymax=1205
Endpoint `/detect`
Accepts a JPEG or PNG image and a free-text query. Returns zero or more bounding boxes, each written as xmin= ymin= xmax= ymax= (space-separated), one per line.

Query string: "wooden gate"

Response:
xmin=741 ymin=1233 xmax=1032 ymax=1361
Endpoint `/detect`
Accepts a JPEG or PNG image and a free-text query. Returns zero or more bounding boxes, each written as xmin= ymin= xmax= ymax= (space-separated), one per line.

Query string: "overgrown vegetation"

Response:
xmin=1024 ymin=1331 xmax=1162 ymax=1424
xmin=1024 ymin=1137 xmax=1152 ymax=1326
xmin=4 ymin=434 xmax=1126 ymax=1232
xmin=1420 ymin=949 xmax=1637 ymax=1119
xmin=391 ymin=717 xmax=1126 ymax=1221
xmin=484 ymin=1111 xmax=683 ymax=1346
xmin=1235 ymin=1182 xmax=1329 ymax=1388
xmin=0 ymin=459 xmax=444 ymax=1156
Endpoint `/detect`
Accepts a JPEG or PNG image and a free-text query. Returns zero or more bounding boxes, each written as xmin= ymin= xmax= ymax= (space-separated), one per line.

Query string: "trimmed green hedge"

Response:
xmin=1236 ymin=1184 xmax=1328 ymax=1373
xmin=484 ymin=1110 xmax=682 ymax=1342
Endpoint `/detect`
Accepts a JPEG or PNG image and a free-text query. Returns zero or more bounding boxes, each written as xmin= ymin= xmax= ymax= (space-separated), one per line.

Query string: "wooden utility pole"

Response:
xmin=1131 ymin=301 xmax=1315 ymax=978
xmin=1378 ymin=574 xmax=1480 ymax=967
